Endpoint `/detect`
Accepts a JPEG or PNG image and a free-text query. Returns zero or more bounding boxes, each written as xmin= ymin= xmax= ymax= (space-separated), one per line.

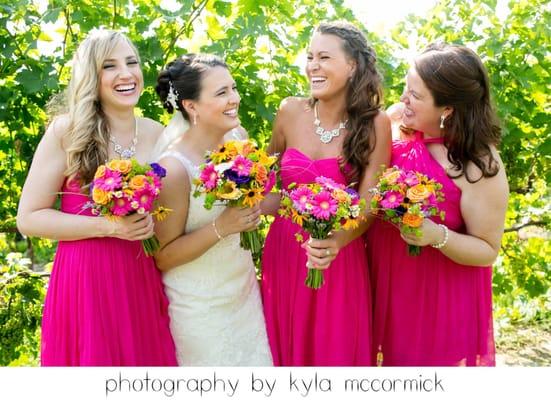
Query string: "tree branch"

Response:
xmin=504 ymin=220 xmax=548 ymax=233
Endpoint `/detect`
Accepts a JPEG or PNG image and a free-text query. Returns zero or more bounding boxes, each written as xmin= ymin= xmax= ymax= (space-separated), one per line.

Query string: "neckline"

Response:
xmin=285 ymin=147 xmax=339 ymax=162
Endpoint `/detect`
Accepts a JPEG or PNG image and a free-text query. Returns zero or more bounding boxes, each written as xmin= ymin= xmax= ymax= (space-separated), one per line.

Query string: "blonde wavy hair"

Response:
xmin=63 ymin=29 xmax=140 ymax=185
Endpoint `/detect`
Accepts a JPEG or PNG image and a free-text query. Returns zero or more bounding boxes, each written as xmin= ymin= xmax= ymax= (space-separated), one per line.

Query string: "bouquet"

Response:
xmin=88 ymin=159 xmax=171 ymax=256
xmin=193 ymin=140 xmax=278 ymax=258
xmin=369 ymin=166 xmax=445 ymax=256
xmin=279 ymin=176 xmax=366 ymax=289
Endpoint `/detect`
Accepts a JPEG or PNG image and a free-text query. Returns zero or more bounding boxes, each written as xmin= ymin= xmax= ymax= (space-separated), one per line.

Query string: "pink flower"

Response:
xmin=315 ymin=176 xmax=345 ymax=190
xmin=311 ymin=191 xmax=338 ymax=220
xmin=290 ymin=186 xmax=314 ymax=212
xmin=132 ymin=188 xmax=155 ymax=212
xmin=146 ymin=170 xmax=162 ymax=189
xmin=94 ymin=169 xmax=122 ymax=191
xmin=399 ymin=171 xmax=419 ymax=186
xmin=381 ymin=191 xmax=404 ymax=209
xmin=199 ymin=164 xmax=219 ymax=190
xmin=111 ymin=196 xmax=133 ymax=216
xmin=263 ymin=171 xmax=276 ymax=195
xmin=231 ymin=155 xmax=253 ymax=177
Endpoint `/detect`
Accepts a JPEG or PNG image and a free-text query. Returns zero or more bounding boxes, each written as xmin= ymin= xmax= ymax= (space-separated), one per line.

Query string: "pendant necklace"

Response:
xmin=314 ymin=102 xmax=347 ymax=144
xmin=110 ymin=117 xmax=138 ymax=159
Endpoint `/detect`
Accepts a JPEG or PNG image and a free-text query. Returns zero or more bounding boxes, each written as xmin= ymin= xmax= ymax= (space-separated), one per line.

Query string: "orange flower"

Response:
xmin=406 ymin=184 xmax=432 ymax=202
xmin=254 ymin=164 xmax=268 ymax=184
xmin=383 ymin=169 xmax=401 ymax=184
xmin=402 ymin=212 xmax=423 ymax=228
xmin=92 ymin=187 xmax=111 ymax=205
xmin=129 ymin=175 xmax=147 ymax=190
xmin=94 ymin=165 xmax=107 ymax=179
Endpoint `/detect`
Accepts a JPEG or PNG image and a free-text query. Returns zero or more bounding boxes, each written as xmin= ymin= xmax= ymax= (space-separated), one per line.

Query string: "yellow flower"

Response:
xmin=241 ymin=187 xmax=264 ymax=208
xmin=92 ymin=187 xmax=111 ymax=205
xmin=291 ymin=209 xmax=304 ymax=227
xmin=342 ymin=218 xmax=360 ymax=230
xmin=152 ymin=206 xmax=173 ymax=222
xmin=219 ymin=181 xmax=242 ymax=200
xmin=406 ymin=184 xmax=432 ymax=202
xmin=332 ymin=189 xmax=349 ymax=203
xmin=94 ymin=165 xmax=107 ymax=179
xmin=382 ymin=169 xmax=401 ymax=185
xmin=402 ymin=212 xmax=423 ymax=228
xmin=129 ymin=175 xmax=147 ymax=190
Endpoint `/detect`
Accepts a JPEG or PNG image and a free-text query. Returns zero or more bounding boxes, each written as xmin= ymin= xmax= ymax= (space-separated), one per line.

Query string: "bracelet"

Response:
xmin=431 ymin=224 xmax=449 ymax=249
xmin=212 ymin=218 xmax=224 ymax=240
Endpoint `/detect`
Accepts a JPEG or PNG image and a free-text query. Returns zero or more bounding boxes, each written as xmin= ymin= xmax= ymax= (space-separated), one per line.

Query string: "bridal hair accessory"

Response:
xmin=167 ymin=81 xmax=180 ymax=110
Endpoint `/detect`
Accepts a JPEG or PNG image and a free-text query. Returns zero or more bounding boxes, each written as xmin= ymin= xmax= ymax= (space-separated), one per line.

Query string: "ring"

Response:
xmin=325 ymin=249 xmax=331 ymax=257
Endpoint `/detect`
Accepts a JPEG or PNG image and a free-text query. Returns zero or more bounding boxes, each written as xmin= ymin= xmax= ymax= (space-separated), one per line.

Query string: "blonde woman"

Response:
xmin=17 ymin=30 xmax=177 ymax=366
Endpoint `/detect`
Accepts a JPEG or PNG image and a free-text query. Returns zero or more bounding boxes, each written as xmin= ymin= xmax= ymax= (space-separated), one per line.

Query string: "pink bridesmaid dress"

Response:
xmin=40 ymin=179 xmax=177 ymax=366
xmin=261 ymin=147 xmax=372 ymax=366
xmin=366 ymin=131 xmax=495 ymax=366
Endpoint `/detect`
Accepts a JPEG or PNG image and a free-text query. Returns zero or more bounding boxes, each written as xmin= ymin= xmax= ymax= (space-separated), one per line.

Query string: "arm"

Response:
xmin=401 ymin=150 xmax=509 ymax=266
xmin=305 ymin=111 xmax=392 ymax=268
xmin=17 ymin=116 xmax=155 ymax=241
xmin=153 ymin=157 xmax=261 ymax=272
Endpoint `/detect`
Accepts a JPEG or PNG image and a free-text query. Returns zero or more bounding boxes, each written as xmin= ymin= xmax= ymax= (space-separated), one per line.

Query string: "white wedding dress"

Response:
xmin=159 ymin=147 xmax=273 ymax=366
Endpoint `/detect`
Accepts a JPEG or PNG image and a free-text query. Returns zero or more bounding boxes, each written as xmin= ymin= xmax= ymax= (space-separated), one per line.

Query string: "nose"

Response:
xmin=400 ymin=91 xmax=408 ymax=103
xmin=229 ymin=89 xmax=240 ymax=104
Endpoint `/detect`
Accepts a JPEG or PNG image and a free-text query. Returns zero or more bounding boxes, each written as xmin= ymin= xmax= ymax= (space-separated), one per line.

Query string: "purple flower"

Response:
xmin=150 ymin=162 xmax=167 ymax=178
xmin=224 ymin=169 xmax=251 ymax=185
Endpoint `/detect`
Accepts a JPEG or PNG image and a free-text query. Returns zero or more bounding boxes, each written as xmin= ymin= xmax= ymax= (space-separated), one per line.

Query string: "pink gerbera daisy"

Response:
xmin=399 ymin=171 xmax=419 ymax=186
xmin=111 ymin=195 xmax=133 ymax=216
xmin=94 ymin=168 xmax=122 ymax=191
xmin=290 ymin=186 xmax=314 ymax=212
xmin=132 ymin=188 xmax=155 ymax=212
xmin=381 ymin=191 xmax=404 ymax=209
xmin=199 ymin=164 xmax=219 ymax=190
xmin=311 ymin=191 xmax=338 ymax=220
xmin=231 ymin=155 xmax=253 ymax=177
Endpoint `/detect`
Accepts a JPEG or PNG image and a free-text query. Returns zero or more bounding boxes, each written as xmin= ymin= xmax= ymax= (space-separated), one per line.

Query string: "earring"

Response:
xmin=193 ymin=113 xmax=197 ymax=126
xmin=440 ymin=115 xmax=445 ymax=129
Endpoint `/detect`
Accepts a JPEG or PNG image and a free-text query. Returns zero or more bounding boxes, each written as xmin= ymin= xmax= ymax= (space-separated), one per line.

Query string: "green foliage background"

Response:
xmin=0 ymin=0 xmax=549 ymax=365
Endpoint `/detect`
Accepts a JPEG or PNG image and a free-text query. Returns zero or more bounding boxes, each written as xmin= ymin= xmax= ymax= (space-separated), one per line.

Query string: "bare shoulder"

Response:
xmin=235 ymin=125 xmax=248 ymax=139
xmin=279 ymin=97 xmax=309 ymax=117
xmin=372 ymin=110 xmax=392 ymax=141
xmin=139 ymin=117 xmax=164 ymax=139
xmin=463 ymin=146 xmax=508 ymax=200
xmin=46 ymin=114 xmax=70 ymax=142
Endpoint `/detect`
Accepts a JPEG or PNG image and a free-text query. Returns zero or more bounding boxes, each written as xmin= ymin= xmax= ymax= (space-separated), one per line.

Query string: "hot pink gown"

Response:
xmin=261 ymin=147 xmax=372 ymax=366
xmin=40 ymin=179 xmax=177 ymax=366
xmin=366 ymin=132 xmax=495 ymax=366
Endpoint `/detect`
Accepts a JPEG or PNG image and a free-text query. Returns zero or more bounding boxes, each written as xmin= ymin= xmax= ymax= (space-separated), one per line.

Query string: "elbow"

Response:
xmin=16 ymin=212 xmax=33 ymax=237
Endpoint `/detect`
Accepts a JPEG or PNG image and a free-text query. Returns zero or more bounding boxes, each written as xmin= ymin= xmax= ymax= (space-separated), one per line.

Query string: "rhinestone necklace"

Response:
xmin=110 ymin=118 xmax=138 ymax=159
xmin=314 ymin=102 xmax=347 ymax=144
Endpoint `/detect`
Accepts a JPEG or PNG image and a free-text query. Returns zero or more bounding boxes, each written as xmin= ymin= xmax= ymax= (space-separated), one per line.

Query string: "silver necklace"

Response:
xmin=110 ymin=118 xmax=138 ymax=159
xmin=314 ymin=102 xmax=347 ymax=144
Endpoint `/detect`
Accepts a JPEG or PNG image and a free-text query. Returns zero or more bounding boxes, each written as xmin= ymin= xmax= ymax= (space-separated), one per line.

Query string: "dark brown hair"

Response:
xmin=156 ymin=54 xmax=227 ymax=120
xmin=415 ymin=43 xmax=501 ymax=182
xmin=313 ymin=21 xmax=383 ymax=185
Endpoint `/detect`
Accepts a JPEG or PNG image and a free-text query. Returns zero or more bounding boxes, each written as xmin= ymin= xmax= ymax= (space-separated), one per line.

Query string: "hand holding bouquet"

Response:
xmin=279 ymin=176 xmax=366 ymax=289
xmin=88 ymin=159 xmax=170 ymax=256
xmin=369 ymin=166 xmax=445 ymax=256
xmin=193 ymin=140 xmax=278 ymax=258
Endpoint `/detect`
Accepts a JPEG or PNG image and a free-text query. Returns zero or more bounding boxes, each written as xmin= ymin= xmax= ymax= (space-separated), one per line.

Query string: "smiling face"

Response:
xmin=98 ymin=39 xmax=143 ymax=112
xmin=306 ymin=33 xmax=355 ymax=101
xmin=188 ymin=66 xmax=240 ymax=133
xmin=400 ymin=66 xmax=449 ymax=136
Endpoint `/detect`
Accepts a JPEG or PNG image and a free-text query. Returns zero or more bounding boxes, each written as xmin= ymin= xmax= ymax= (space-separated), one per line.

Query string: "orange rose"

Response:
xmin=92 ymin=187 xmax=111 ymax=205
xmin=116 ymin=159 xmax=132 ymax=174
xmin=129 ymin=175 xmax=147 ymax=190
xmin=406 ymin=184 xmax=432 ymax=202
xmin=94 ymin=165 xmax=107 ymax=179
xmin=254 ymin=163 xmax=268 ymax=184
xmin=402 ymin=212 xmax=423 ymax=228
xmin=383 ymin=169 xmax=401 ymax=185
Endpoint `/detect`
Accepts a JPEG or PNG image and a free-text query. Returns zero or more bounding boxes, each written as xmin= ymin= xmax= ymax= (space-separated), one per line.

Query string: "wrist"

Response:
xmin=212 ymin=217 xmax=225 ymax=240
xmin=431 ymin=224 xmax=449 ymax=249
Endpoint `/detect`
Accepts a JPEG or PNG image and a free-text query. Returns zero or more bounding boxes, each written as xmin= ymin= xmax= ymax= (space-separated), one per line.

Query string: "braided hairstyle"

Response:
xmin=415 ymin=43 xmax=501 ymax=182
xmin=313 ymin=21 xmax=384 ymax=185
xmin=156 ymin=53 xmax=227 ymax=119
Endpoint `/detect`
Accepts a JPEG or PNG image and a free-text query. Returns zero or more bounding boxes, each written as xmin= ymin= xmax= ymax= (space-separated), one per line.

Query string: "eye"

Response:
xmin=306 ymin=55 xmax=313 ymax=61
xmin=128 ymin=60 xmax=139 ymax=66
xmin=102 ymin=64 xmax=115 ymax=69
xmin=320 ymin=55 xmax=330 ymax=60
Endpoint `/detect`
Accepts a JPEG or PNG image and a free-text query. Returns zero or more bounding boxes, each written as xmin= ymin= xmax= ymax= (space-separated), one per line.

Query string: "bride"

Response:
xmin=152 ymin=53 xmax=272 ymax=366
